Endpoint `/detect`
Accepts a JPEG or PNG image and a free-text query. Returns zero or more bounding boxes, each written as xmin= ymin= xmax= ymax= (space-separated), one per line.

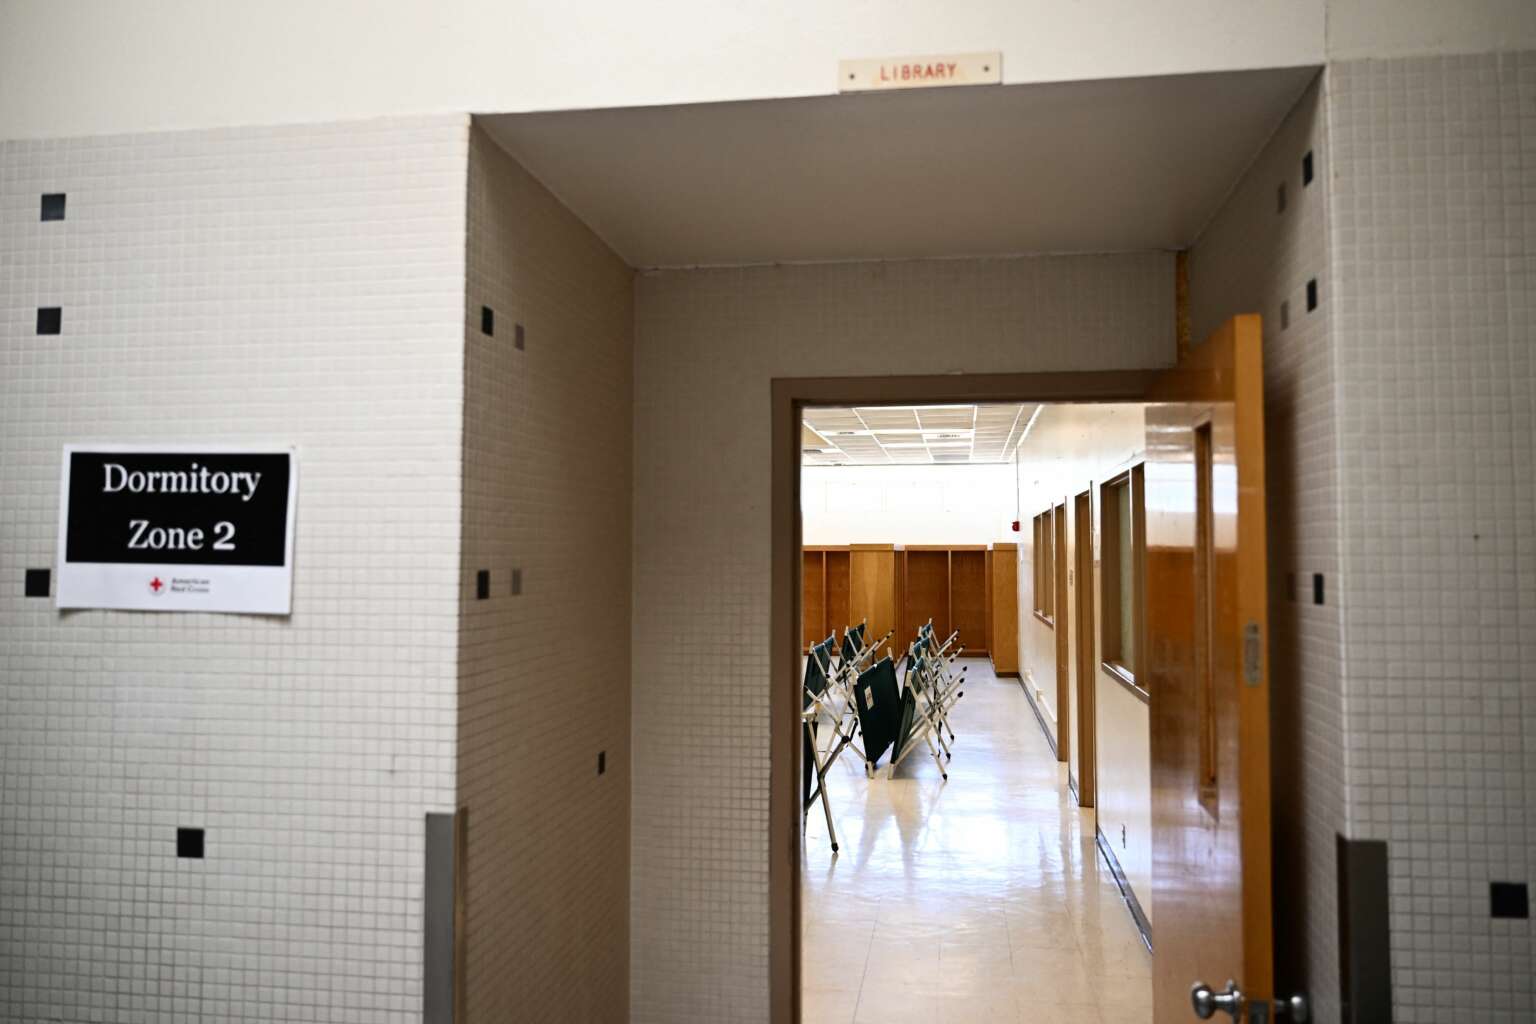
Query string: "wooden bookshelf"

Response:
xmin=804 ymin=543 xmax=1018 ymax=673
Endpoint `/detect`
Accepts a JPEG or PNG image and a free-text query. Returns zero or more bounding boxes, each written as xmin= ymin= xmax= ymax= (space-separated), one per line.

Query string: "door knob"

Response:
xmin=1191 ymin=979 xmax=1244 ymax=1020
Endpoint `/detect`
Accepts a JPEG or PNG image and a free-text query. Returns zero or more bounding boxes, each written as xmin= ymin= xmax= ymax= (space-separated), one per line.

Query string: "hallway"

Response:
xmin=802 ymin=659 xmax=1152 ymax=1024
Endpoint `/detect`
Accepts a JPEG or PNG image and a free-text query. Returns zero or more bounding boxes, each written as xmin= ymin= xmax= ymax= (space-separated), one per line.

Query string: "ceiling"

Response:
xmin=478 ymin=65 xmax=1316 ymax=267
xmin=803 ymin=403 xmax=1038 ymax=466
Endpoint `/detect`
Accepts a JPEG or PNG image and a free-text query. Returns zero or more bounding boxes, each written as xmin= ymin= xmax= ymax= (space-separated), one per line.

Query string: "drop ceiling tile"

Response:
xmin=915 ymin=406 xmax=975 ymax=430
xmin=855 ymin=407 xmax=921 ymax=431
xmin=803 ymin=408 xmax=865 ymax=433
xmin=803 ymin=402 xmax=1039 ymax=465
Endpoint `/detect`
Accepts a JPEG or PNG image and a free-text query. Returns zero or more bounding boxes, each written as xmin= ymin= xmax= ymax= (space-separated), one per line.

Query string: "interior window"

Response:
xmin=1032 ymin=514 xmax=1043 ymax=615
xmin=1100 ymin=466 xmax=1144 ymax=687
xmin=1036 ymin=509 xmax=1055 ymax=624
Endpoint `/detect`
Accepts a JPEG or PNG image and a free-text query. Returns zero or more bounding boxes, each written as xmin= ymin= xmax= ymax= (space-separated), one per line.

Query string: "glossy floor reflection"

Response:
xmin=802 ymin=659 xmax=1152 ymax=1024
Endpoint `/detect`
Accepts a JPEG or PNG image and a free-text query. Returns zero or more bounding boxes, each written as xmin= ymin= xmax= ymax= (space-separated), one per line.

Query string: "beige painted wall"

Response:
xmin=459 ymin=125 xmax=634 ymax=1021
xmin=632 ymin=254 xmax=1173 ymax=1021
xmin=1015 ymin=403 xmax=1152 ymax=919
xmin=0 ymin=1 xmax=1325 ymax=140
xmin=14 ymin=0 xmax=1535 ymax=144
xmin=1095 ymin=679 xmax=1153 ymax=921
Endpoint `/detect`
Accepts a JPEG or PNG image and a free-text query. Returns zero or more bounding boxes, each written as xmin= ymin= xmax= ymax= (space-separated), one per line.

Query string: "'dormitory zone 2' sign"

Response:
xmin=56 ymin=445 xmax=298 ymax=614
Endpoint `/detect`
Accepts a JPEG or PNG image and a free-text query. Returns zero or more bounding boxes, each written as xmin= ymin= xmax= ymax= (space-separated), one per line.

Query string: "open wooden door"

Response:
xmin=1147 ymin=315 xmax=1275 ymax=1023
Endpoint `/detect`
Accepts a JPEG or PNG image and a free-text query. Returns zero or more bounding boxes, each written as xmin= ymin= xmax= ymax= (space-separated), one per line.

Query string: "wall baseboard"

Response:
xmin=1095 ymin=826 xmax=1153 ymax=954
xmin=423 ymin=812 xmax=457 ymax=1023
xmin=1017 ymin=674 xmax=1057 ymax=759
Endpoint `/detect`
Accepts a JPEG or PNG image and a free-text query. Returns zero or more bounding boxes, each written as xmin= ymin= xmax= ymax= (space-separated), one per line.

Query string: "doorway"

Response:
xmin=773 ymin=370 xmax=1158 ymax=1024
xmin=776 ymin=316 xmax=1273 ymax=1024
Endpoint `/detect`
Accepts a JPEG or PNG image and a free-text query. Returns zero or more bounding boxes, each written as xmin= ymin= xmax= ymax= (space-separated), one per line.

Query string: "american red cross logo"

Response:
xmin=148 ymin=577 xmax=164 ymax=594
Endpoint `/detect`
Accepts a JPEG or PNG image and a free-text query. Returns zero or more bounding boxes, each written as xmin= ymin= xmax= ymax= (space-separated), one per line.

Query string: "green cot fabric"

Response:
xmin=893 ymin=686 xmax=919 ymax=756
xmin=840 ymin=630 xmax=859 ymax=666
xmin=803 ymin=722 xmax=816 ymax=803
xmin=803 ymin=642 xmax=830 ymax=710
xmin=852 ymin=658 xmax=901 ymax=764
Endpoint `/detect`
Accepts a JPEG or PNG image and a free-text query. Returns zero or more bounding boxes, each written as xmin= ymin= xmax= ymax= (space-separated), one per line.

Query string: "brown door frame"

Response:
xmin=769 ymin=369 xmax=1158 ymax=1024
xmin=1073 ymin=488 xmax=1097 ymax=807
xmin=1052 ymin=501 xmax=1070 ymax=764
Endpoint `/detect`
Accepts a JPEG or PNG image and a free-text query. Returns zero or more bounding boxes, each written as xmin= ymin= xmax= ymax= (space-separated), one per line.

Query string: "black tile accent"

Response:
xmin=176 ymin=828 xmax=205 ymax=860
xmin=1277 ymin=182 xmax=1287 ymax=213
xmin=1280 ymin=300 xmax=1290 ymax=330
xmin=1338 ymin=835 xmax=1391 ymax=1023
xmin=1313 ymin=573 xmax=1325 ymax=605
xmin=1307 ymin=278 xmax=1319 ymax=312
xmin=1491 ymin=882 xmax=1529 ymax=919
xmin=24 ymin=568 xmax=50 ymax=598
xmin=514 ymin=323 xmax=525 ymax=351
xmin=1302 ymin=149 xmax=1315 ymax=186
xmin=36 ymin=307 xmax=61 ymax=335
xmin=597 ymin=751 xmax=606 ymax=775
xmin=510 ymin=568 xmax=522 ymax=596
xmin=480 ymin=306 xmax=494 ymax=336
xmin=41 ymin=193 xmax=66 ymax=221
xmin=476 ymin=569 xmax=490 ymax=600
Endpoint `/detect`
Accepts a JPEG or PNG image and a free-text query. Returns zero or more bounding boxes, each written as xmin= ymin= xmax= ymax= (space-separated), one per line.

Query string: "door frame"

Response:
xmin=1073 ymin=488 xmax=1097 ymax=808
xmin=1053 ymin=501 xmax=1070 ymax=764
xmin=769 ymin=369 xmax=1159 ymax=1024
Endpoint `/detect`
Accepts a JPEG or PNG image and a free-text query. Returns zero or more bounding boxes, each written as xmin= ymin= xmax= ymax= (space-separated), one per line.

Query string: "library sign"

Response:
xmin=56 ymin=445 xmax=298 ymax=614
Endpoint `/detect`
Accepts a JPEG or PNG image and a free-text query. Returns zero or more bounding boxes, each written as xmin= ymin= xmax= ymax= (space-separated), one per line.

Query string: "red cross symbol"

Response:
xmin=149 ymin=577 xmax=164 ymax=593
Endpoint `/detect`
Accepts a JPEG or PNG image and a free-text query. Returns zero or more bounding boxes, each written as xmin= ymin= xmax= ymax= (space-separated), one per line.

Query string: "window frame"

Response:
xmin=1033 ymin=507 xmax=1055 ymax=627
xmin=1032 ymin=514 xmax=1042 ymax=616
xmin=1099 ymin=464 xmax=1146 ymax=698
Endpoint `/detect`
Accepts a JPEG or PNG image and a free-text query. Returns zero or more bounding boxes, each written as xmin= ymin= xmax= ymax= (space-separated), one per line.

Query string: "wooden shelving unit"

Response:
xmin=802 ymin=543 xmax=1019 ymax=676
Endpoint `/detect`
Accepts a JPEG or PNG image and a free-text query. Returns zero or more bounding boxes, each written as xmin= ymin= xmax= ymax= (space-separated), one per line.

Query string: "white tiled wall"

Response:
xmin=458 ymin=123 xmax=634 ymax=1021
xmin=0 ymin=116 xmax=469 ymax=1022
xmin=632 ymin=254 xmax=1174 ymax=1021
xmin=1329 ymin=52 xmax=1536 ymax=1023
xmin=1187 ymin=75 xmax=1348 ymax=1020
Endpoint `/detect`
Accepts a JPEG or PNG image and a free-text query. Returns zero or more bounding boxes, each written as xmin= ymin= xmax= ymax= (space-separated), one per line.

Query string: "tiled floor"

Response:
xmin=802 ymin=658 xmax=1152 ymax=1024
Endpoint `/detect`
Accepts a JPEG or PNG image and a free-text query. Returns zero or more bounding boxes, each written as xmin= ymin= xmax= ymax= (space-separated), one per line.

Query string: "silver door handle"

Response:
xmin=1276 ymin=992 xmax=1310 ymax=1022
xmin=1191 ymin=979 xmax=1243 ymax=1020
